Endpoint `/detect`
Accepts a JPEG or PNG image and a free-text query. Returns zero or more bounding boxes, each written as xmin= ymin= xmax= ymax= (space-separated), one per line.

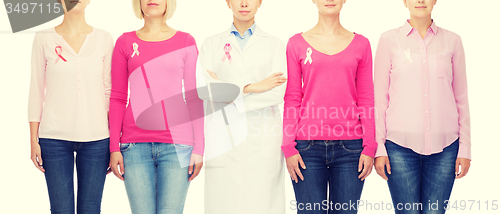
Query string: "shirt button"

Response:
xmin=424 ymin=77 xmax=427 ymax=80
xmin=425 ymin=111 xmax=428 ymax=113
xmin=424 ymin=94 xmax=428 ymax=97
xmin=426 ymin=127 xmax=429 ymax=130
xmin=423 ymin=60 xmax=426 ymax=63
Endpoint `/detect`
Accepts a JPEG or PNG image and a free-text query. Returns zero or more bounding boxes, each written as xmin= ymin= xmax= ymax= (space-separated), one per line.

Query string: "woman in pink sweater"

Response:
xmin=108 ymin=0 xmax=204 ymax=213
xmin=282 ymin=0 xmax=376 ymax=213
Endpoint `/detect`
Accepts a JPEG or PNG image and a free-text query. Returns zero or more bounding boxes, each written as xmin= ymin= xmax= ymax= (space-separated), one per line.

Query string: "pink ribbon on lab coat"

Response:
xmin=222 ymin=43 xmax=232 ymax=64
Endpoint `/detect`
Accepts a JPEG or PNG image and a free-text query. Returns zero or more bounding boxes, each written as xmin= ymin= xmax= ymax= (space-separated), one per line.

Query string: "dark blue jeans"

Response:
xmin=385 ymin=139 xmax=459 ymax=214
xmin=292 ymin=139 xmax=365 ymax=214
xmin=39 ymin=138 xmax=110 ymax=214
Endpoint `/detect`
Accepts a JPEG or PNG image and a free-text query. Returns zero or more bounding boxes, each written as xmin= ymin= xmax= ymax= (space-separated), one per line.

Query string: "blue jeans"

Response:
xmin=39 ymin=138 xmax=110 ymax=214
xmin=292 ymin=139 xmax=365 ymax=214
xmin=385 ymin=139 xmax=459 ymax=214
xmin=120 ymin=142 xmax=193 ymax=214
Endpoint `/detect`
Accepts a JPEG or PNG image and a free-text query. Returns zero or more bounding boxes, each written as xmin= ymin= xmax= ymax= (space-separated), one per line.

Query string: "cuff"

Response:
xmin=361 ymin=140 xmax=377 ymax=158
xmin=192 ymin=147 xmax=204 ymax=156
xmin=233 ymin=82 xmax=251 ymax=113
xmin=375 ymin=141 xmax=388 ymax=157
xmin=109 ymin=138 xmax=120 ymax=153
xmin=281 ymin=142 xmax=299 ymax=158
xmin=457 ymin=143 xmax=471 ymax=160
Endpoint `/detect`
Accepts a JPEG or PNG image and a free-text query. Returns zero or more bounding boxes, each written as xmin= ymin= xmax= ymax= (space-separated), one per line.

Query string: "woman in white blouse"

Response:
xmin=28 ymin=1 xmax=114 ymax=213
xmin=197 ymin=0 xmax=287 ymax=213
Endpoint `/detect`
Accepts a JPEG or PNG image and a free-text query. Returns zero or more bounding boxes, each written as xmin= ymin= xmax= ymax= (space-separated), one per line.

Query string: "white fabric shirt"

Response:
xmin=28 ymin=27 xmax=113 ymax=142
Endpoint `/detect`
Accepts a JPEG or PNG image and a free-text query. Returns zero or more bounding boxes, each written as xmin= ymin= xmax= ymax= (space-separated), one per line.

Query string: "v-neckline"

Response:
xmin=300 ymin=33 xmax=357 ymax=57
xmin=53 ymin=27 xmax=94 ymax=56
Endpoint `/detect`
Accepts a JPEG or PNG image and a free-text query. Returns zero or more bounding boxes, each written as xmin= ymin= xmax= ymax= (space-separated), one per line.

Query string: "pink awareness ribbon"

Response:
xmin=222 ymin=43 xmax=232 ymax=64
xmin=54 ymin=46 xmax=67 ymax=64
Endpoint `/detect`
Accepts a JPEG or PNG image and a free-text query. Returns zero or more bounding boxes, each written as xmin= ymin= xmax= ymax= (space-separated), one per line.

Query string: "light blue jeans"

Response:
xmin=120 ymin=142 xmax=193 ymax=214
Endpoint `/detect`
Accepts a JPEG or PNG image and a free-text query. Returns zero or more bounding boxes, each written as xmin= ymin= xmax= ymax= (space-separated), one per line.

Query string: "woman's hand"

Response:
xmin=109 ymin=152 xmax=125 ymax=181
xmin=207 ymin=70 xmax=219 ymax=80
xmin=358 ymin=154 xmax=373 ymax=181
xmin=374 ymin=156 xmax=391 ymax=180
xmin=188 ymin=154 xmax=203 ymax=181
xmin=455 ymin=158 xmax=471 ymax=179
xmin=30 ymin=139 xmax=45 ymax=173
xmin=286 ymin=154 xmax=306 ymax=183
xmin=244 ymin=73 xmax=287 ymax=94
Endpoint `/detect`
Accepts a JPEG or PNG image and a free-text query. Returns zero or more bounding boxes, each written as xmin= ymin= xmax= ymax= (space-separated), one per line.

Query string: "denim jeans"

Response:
xmin=385 ymin=139 xmax=459 ymax=214
xmin=39 ymin=138 xmax=110 ymax=214
xmin=120 ymin=142 xmax=193 ymax=214
xmin=291 ymin=139 xmax=365 ymax=214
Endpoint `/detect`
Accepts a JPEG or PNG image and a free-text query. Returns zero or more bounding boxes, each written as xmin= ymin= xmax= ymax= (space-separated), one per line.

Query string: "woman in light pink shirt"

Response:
xmin=374 ymin=0 xmax=471 ymax=213
xmin=28 ymin=0 xmax=113 ymax=213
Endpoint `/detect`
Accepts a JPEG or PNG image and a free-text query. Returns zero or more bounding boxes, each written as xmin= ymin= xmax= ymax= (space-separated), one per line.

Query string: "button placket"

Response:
xmin=420 ymin=37 xmax=432 ymax=154
xmin=77 ymin=56 xmax=82 ymax=97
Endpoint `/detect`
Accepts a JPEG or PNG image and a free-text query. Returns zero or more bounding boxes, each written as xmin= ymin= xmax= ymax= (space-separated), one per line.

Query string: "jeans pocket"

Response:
xmin=340 ymin=139 xmax=363 ymax=153
xmin=174 ymin=143 xmax=194 ymax=150
xmin=173 ymin=144 xmax=193 ymax=168
xmin=120 ymin=143 xmax=135 ymax=152
xmin=295 ymin=140 xmax=312 ymax=152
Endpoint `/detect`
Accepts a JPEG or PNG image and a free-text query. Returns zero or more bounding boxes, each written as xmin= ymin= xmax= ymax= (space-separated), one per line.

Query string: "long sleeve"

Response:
xmin=356 ymin=39 xmax=377 ymax=158
xmin=197 ymin=38 xmax=224 ymax=101
xmin=374 ymin=34 xmax=392 ymax=157
xmin=281 ymin=40 xmax=302 ymax=158
xmin=102 ymin=33 xmax=114 ymax=111
xmin=109 ymin=35 xmax=129 ymax=153
xmin=28 ymin=34 xmax=46 ymax=122
xmin=184 ymin=35 xmax=205 ymax=156
xmin=233 ymin=40 xmax=287 ymax=113
xmin=452 ymin=36 xmax=471 ymax=160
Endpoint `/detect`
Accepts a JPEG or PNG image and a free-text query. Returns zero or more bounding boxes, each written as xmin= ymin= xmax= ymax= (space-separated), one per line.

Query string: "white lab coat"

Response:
xmin=197 ymin=25 xmax=286 ymax=214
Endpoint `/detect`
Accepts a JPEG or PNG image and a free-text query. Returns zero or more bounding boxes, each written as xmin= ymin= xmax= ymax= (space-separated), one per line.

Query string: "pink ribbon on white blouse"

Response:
xmin=222 ymin=43 xmax=232 ymax=64
xmin=54 ymin=46 xmax=67 ymax=64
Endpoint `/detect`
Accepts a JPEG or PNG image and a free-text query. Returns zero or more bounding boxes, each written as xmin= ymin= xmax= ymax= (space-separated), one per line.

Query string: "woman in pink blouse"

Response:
xmin=28 ymin=0 xmax=113 ymax=213
xmin=282 ymin=0 xmax=376 ymax=213
xmin=108 ymin=0 xmax=204 ymax=213
xmin=374 ymin=0 xmax=471 ymax=213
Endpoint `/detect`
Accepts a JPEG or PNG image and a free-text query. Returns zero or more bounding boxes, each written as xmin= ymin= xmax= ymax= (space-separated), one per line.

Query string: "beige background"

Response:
xmin=0 ymin=0 xmax=498 ymax=213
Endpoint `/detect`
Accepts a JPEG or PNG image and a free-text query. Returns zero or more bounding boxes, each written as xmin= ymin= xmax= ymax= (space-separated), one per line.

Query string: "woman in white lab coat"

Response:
xmin=197 ymin=0 xmax=287 ymax=213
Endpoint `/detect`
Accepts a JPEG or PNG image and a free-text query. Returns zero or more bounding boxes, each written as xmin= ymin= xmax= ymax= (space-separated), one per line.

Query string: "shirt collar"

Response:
xmin=402 ymin=19 xmax=438 ymax=36
xmin=230 ymin=22 xmax=256 ymax=37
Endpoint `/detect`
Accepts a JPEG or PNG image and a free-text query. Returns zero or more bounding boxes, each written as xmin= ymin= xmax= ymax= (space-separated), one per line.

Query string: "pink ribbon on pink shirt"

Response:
xmin=222 ymin=43 xmax=232 ymax=64
xmin=54 ymin=46 xmax=67 ymax=64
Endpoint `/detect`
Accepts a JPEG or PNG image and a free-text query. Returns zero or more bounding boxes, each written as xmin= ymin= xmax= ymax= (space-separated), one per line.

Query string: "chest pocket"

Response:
xmin=434 ymin=52 xmax=453 ymax=81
